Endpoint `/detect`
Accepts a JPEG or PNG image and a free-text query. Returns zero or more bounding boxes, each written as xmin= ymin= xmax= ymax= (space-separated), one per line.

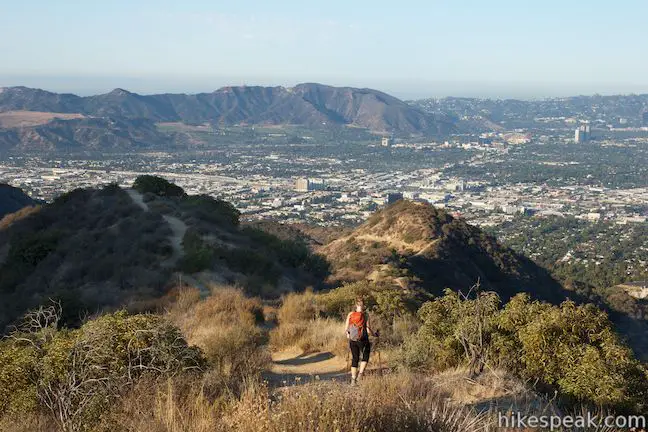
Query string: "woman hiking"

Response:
xmin=345 ymin=297 xmax=378 ymax=385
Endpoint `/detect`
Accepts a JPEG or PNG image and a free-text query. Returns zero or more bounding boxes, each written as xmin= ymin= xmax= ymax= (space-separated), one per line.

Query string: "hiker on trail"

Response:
xmin=345 ymin=298 xmax=378 ymax=385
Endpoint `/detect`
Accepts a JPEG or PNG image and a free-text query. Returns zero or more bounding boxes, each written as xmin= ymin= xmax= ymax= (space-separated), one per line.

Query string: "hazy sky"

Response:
xmin=1 ymin=0 xmax=647 ymax=99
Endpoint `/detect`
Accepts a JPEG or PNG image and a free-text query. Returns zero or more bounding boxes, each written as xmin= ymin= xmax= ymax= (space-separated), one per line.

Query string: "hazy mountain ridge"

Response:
xmin=0 ymin=116 xmax=174 ymax=151
xmin=0 ymin=83 xmax=452 ymax=136
xmin=413 ymin=93 xmax=648 ymax=130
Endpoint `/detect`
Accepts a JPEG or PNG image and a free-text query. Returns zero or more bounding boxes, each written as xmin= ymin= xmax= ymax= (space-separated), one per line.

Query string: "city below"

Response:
xmin=2 ymin=127 xmax=647 ymax=229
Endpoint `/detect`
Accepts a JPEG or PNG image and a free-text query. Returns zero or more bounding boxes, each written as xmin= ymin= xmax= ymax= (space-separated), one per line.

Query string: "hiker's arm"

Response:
xmin=344 ymin=313 xmax=351 ymax=338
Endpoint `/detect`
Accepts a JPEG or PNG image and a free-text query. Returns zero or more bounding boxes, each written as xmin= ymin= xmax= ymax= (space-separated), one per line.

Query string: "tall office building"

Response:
xmin=294 ymin=178 xmax=309 ymax=192
xmin=294 ymin=178 xmax=326 ymax=192
xmin=574 ymin=125 xmax=590 ymax=143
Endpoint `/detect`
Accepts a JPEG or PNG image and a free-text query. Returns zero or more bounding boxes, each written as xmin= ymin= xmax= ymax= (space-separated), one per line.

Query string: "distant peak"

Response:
xmin=108 ymin=88 xmax=133 ymax=96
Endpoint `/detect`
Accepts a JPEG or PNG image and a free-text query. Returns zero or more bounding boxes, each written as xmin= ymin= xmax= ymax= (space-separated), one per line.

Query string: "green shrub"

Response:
xmin=179 ymin=230 xmax=214 ymax=273
xmin=401 ymin=290 xmax=648 ymax=412
xmin=0 ymin=341 xmax=39 ymax=418
xmin=0 ymin=307 xmax=205 ymax=431
xmin=181 ymin=194 xmax=240 ymax=226
xmin=317 ymin=281 xmax=376 ymax=319
xmin=498 ymin=296 xmax=646 ymax=409
xmin=133 ymin=175 xmax=185 ymax=197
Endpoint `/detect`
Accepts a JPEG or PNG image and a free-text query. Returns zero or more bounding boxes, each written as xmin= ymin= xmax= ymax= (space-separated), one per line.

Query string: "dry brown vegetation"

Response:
xmin=167 ymin=285 xmax=270 ymax=392
xmin=0 ymin=205 xmax=41 ymax=230
xmin=2 ymin=284 xmax=633 ymax=432
xmin=269 ymin=291 xmax=348 ymax=357
xmin=0 ymin=111 xmax=85 ymax=128
xmin=0 ymin=369 xmax=556 ymax=432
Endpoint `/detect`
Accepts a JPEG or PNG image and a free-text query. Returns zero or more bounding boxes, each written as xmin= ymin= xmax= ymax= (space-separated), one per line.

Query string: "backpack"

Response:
xmin=347 ymin=312 xmax=367 ymax=342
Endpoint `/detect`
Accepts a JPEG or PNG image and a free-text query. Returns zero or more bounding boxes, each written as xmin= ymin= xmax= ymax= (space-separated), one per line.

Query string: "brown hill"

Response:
xmin=0 ymin=110 xmax=85 ymax=128
xmin=320 ymin=200 xmax=572 ymax=303
xmin=0 ymin=117 xmax=174 ymax=151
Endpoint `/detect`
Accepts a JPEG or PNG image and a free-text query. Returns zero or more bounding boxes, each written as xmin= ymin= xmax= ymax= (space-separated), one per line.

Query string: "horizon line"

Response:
xmin=2 ymin=81 xmax=648 ymax=102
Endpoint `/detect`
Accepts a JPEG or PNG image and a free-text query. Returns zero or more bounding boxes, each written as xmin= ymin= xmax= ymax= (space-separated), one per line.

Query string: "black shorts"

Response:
xmin=349 ymin=339 xmax=371 ymax=368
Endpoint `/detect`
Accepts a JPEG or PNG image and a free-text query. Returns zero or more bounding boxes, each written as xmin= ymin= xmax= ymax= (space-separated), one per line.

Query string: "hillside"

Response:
xmin=317 ymin=200 xmax=648 ymax=359
xmin=0 ymin=117 xmax=176 ymax=152
xmin=320 ymin=200 xmax=570 ymax=303
xmin=0 ymin=178 xmax=328 ymax=331
xmin=0 ymin=184 xmax=37 ymax=219
xmin=0 ymin=84 xmax=453 ymax=136
xmin=3 ymin=180 xmax=647 ymax=358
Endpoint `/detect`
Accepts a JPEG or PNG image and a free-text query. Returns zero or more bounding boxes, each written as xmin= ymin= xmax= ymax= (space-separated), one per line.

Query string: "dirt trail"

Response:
xmin=126 ymin=188 xmax=187 ymax=267
xmin=265 ymin=348 xmax=348 ymax=386
xmin=161 ymin=215 xmax=187 ymax=266
xmin=327 ymin=233 xmax=438 ymax=256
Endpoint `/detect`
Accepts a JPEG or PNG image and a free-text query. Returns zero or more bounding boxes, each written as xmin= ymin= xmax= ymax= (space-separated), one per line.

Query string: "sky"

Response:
xmin=1 ymin=0 xmax=648 ymax=99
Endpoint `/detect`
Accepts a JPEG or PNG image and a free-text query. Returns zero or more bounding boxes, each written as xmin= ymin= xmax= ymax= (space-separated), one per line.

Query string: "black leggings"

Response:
xmin=349 ymin=340 xmax=371 ymax=368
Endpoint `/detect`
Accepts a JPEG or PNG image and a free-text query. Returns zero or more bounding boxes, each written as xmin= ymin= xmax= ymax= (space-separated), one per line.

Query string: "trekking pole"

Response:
xmin=345 ymin=346 xmax=350 ymax=370
xmin=375 ymin=332 xmax=382 ymax=377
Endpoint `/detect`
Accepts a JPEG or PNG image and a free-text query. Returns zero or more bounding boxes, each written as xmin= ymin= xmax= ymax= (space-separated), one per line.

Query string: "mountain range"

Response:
xmin=0 ymin=84 xmax=453 ymax=151
xmin=0 ymin=117 xmax=174 ymax=152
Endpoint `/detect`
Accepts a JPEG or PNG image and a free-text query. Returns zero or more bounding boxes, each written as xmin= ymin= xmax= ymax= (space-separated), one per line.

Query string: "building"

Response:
xmin=294 ymin=178 xmax=326 ymax=192
xmin=294 ymin=178 xmax=309 ymax=192
xmin=574 ymin=124 xmax=591 ymax=143
xmin=381 ymin=136 xmax=392 ymax=147
xmin=307 ymin=178 xmax=326 ymax=191
xmin=445 ymin=180 xmax=465 ymax=192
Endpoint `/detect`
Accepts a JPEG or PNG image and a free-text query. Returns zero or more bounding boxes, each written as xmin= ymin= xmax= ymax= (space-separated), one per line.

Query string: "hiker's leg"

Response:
xmin=358 ymin=341 xmax=371 ymax=376
xmin=350 ymin=341 xmax=360 ymax=381
xmin=359 ymin=361 xmax=368 ymax=375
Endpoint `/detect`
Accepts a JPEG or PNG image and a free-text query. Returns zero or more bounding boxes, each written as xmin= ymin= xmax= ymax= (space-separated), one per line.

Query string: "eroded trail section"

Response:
xmin=126 ymin=188 xmax=187 ymax=266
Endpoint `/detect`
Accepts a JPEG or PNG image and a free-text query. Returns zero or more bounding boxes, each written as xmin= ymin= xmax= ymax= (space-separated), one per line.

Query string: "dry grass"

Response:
xmin=270 ymin=318 xmax=348 ymax=358
xmin=167 ymin=284 xmax=263 ymax=340
xmin=276 ymin=291 xmax=319 ymax=325
xmin=0 ymin=111 xmax=85 ymax=128
xmin=269 ymin=290 xmax=348 ymax=357
xmin=0 ymin=205 xmax=41 ymax=231
xmin=0 ymin=370 xmax=623 ymax=432
xmin=225 ymin=374 xmax=495 ymax=432
xmin=0 ymin=414 xmax=57 ymax=432
xmin=94 ymin=372 xmax=504 ymax=432
xmin=166 ymin=285 xmax=270 ymax=391
xmin=429 ymin=366 xmax=549 ymax=413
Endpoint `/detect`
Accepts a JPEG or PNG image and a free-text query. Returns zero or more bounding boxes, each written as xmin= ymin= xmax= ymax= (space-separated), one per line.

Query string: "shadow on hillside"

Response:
xmin=274 ymin=352 xmax=335 ymax=366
